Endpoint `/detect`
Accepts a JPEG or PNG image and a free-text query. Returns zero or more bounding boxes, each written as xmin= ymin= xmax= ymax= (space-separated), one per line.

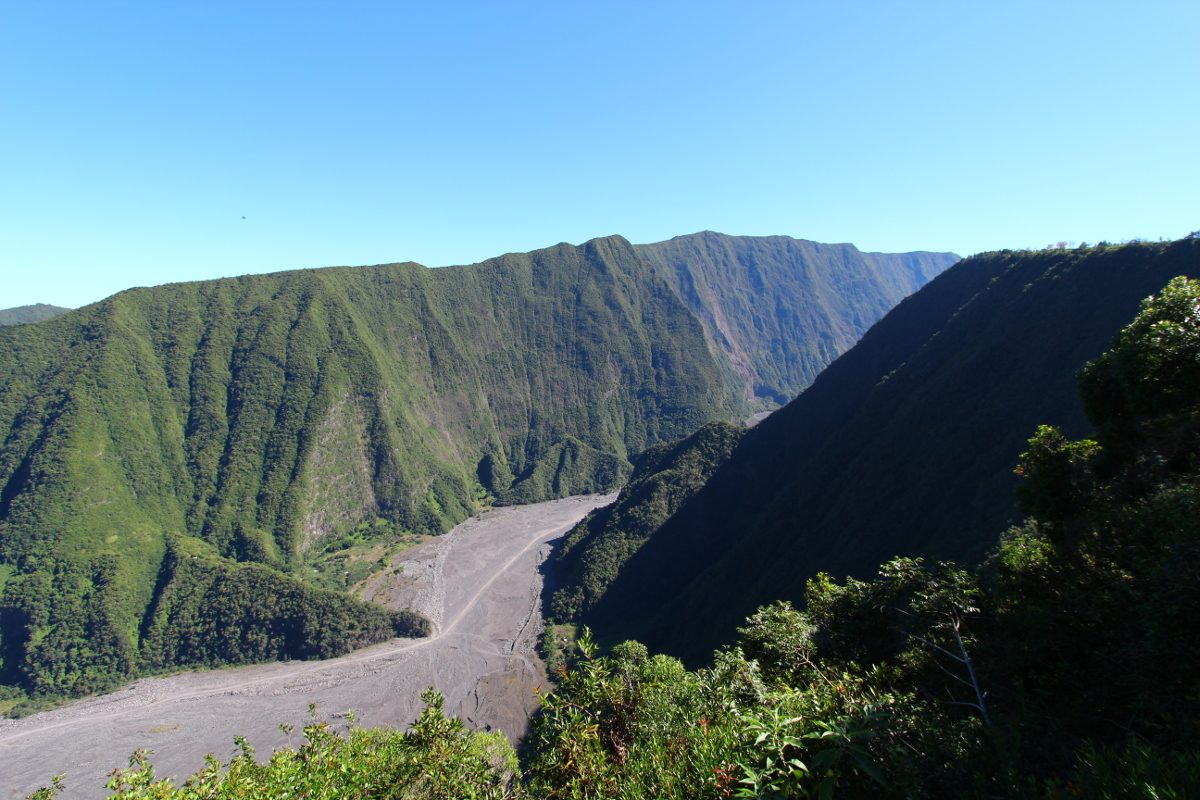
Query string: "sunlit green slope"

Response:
xmin=0 ymin=235 xmax=730 ymax=697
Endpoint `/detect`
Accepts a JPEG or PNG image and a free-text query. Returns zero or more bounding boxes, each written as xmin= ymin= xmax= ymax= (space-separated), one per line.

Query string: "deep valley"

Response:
xmin=4 ymin=233 xmax=1200 ymax=798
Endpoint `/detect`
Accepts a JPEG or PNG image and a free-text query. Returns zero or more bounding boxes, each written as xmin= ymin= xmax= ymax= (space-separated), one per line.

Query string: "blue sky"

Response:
xmin=3 ymin=1 xmax=1197 ymax=309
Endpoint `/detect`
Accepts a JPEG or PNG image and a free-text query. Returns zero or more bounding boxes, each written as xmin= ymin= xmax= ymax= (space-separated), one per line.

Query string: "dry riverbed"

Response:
xmin=0 ymin=493 xmax=615 ymax=799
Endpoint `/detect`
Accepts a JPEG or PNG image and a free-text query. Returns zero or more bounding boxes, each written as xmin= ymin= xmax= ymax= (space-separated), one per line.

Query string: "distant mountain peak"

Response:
xmin=0 ymin=303 xmax=72 ymax=325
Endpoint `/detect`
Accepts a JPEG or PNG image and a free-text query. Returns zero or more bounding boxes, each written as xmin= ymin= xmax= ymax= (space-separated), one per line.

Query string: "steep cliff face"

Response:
xmin=635 ymin=232 xmax=958 ymax=409
xmin=556 ymin=239 xmax=1200 ymax=664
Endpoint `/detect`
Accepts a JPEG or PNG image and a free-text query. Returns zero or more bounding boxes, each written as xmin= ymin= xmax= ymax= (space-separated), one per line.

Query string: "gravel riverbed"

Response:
xmin=0 ymin=493 xmax=615 ymax=799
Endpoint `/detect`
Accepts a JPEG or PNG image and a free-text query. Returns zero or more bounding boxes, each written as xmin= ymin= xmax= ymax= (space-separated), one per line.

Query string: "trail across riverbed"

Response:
xmin=0 ymin=493 xmax=615 ymax=799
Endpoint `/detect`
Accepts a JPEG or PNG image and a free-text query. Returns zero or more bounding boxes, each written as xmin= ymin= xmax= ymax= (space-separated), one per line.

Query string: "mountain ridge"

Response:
xmin=635 ymin=231 xmax=956 ymax=408
xmin=0 ymin=232 xmax=952 ymax=700
xmin=0 ymin=304 xmax=72 ymax=326
xmin=553 ymin=238 xmax=1200 ymax=663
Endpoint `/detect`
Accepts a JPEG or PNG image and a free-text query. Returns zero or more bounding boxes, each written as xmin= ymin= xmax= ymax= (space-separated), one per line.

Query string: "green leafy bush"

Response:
xmin=30 ymin=693 xmax=518 ymax=799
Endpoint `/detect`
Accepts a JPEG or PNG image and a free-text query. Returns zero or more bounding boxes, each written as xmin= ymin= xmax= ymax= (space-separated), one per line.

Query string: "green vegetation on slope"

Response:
xmin=2 ymin=532 xmax=428 ymax=703
xmin=636 ymin=232 xmax=957 ymax=409
xmin=301 ymin=519 xmax=430 ymax=593
xmin=0 ymin=231 xmax=951 ymax=703
xmin=0 ymin=235 xmax=731 ymax=700
xmin=0 ymin=305 xmax=72 ymax=326
xmin=138 ymin=534 xmax=429 ymax=676
xmin=550 ymin=420 xmax=746 ymax=625
xmin=554 ymin=237 xmax=1200 ymax=663
xmin=37 ymin=274 xmax=1200 ymax=799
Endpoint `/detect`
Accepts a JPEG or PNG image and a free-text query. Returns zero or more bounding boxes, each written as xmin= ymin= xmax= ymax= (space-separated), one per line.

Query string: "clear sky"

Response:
xmin=2 ymin=1 xmax=1197 ymax=309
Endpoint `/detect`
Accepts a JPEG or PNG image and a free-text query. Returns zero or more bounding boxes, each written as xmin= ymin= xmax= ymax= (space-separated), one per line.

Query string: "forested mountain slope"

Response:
xmin=555 ymin=237 xmax=1200 ymax=662
xmin=0 ymin=235 xmax=730 ymax=698
xmin=636 ymin=232 xmax=955 ymax=408
xmin=0 ymin=232 xmax=950 ymax=702
xmin=0 ymin=304 xmax=71 ymax=326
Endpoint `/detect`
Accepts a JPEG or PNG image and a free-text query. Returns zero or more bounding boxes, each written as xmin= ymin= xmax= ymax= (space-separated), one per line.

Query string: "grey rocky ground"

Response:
xmin=0 ymin=493 xmax=615 ymax=799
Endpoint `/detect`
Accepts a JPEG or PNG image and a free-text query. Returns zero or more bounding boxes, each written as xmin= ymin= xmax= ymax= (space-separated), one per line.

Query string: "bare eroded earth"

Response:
xmin=0 ymin=493 xmax=615 ymax=799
